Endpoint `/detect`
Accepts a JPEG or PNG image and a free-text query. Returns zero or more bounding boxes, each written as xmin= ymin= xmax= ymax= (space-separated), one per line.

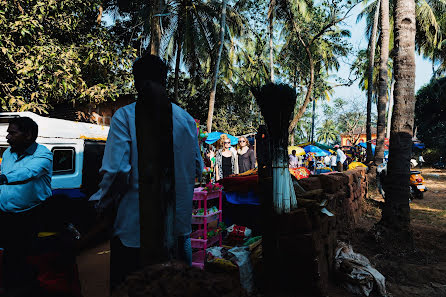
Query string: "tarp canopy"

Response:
xmin=298 ymin=141 xmax=333 ymax=151
xmin=413 ymin=142 xmax=425 ymax=150
xmin=304 ymin=145 xmax=329 ymax=157
xmin=205 ymin=132 xmax=238 ymax=145
xmin=358 ymin=142 xmax=376 ymax=154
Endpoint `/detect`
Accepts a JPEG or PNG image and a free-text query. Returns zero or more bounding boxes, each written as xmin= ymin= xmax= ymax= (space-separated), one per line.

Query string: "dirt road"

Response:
xmin=77 ymin=241 xmax=110 ymax=297
xmin=349 ymin=168 xmax=446 ymax=297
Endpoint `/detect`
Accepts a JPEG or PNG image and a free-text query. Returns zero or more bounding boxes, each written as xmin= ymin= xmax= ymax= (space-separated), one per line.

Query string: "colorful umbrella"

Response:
xmin=288 ymin=146 xmax=306 ymax=155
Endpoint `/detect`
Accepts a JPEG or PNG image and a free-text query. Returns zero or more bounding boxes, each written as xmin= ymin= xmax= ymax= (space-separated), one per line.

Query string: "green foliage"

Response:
xmin=415 ymin=76 xmax=446 ymax=156
xmin=0 ymin=0 xmax=136 ymax=113
xmin=167 ymin=73 xmax=261 ymax=136
xmin=316 ymin=119 xmax=338 ymax=144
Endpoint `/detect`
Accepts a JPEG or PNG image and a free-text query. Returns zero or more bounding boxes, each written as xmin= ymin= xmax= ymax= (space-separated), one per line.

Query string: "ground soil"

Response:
xmin=332 ymin=167 xmax=446 ymax=297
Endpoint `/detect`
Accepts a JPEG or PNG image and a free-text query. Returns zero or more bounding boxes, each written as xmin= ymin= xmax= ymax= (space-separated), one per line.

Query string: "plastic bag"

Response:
xmin=335 ymin=241 xmax=387 ymax=296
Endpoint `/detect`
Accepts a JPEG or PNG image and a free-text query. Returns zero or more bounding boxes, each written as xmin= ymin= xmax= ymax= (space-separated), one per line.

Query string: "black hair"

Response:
xmin=133 ymin=54 xmax=168 ymax=90
xmin=9 ymin=117 xmax=38 ymax=141
xmin=292 ymin=150 xmax=296 ymax=154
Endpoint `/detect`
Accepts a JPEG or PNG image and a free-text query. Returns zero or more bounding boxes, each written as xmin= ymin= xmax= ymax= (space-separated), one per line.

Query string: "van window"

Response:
xmin=52 ymin=148 xmax=75 ymax=174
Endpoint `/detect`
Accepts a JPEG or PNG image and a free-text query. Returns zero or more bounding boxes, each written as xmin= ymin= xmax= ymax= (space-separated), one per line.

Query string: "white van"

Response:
xmin=0 ymin=112 xmax=109 ymax=199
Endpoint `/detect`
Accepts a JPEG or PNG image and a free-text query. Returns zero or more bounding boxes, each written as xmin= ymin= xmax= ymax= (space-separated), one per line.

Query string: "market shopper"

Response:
xmin=289 ymin=149 xmax=299 ymax=168
xmin=335 ymin=145 xmax=347 ymax=172
xmin=419 ymin=154 xmax=425 ymax=169
xmin=331 ymin=152 xmax=337 ymax=170
xmin=215 ymin=134 xmax=239 ymax=180
xmin=324 ymin=154 xmax=331 ymax=167
xmin=0 ymin=117 xmax=53 ymax=295
xmin=90 ymin=54 xmax=203 ymax=291
xmin=237 ymin=136 xmax=255 ymax=173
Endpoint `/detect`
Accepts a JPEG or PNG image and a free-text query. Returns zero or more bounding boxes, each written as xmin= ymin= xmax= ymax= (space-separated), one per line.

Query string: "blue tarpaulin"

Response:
xmin=205 ymin=132 xmax=238 ymax=145
xmin=358 ymin=142 xmax=376 ymax=154
xmin=304 ymin=145 xmax=329 ymax=157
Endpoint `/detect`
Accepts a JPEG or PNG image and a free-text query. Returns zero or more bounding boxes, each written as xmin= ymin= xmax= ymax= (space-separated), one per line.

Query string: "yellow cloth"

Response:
xmin=348 ymin=162 xmax=367 ymax=170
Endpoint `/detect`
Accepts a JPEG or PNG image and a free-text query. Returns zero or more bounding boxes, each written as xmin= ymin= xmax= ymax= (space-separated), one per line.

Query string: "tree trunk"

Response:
xmin=288 ymin=44 xmax=314 ymax=134
xmin=150 ymin=0 xmax=163 ymax=56
xmin=268 ymin=0 xmax=276 ymax=82
xmin=375 ymin=0 xmax=390 ymax=164
xmin=366 ymin=0 xmax=380 ymax=163
xmin=386 ymin=78 xmax=395 ymax=139
xmin=206 ymin=0 xmax=227 ymax=133
xmin=174 ymin=38 xmax=182 ymax=102
xmin=379 ymin=0 xmax=416 ymax=243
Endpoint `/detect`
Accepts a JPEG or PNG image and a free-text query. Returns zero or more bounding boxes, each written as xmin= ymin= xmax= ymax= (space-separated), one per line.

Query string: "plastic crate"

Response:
xmin=192 ymin=250 xmax=205 ymax=269
xmin=193 ymin=188 xmax=221 ymax=201
xmin=190 ymin=229 xmax=221 ymax=249
xmin=191 ymin=210 xmax=221 ymax=224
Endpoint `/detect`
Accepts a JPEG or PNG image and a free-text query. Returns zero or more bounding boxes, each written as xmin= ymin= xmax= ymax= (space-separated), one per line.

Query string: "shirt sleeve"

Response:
xmin=90 ymin=109 xmax=131 ymax=202
xmin=249 ymin=149 xmax=256 ymax=169
xmin=4 ymin=149 xmax=52 ymax=184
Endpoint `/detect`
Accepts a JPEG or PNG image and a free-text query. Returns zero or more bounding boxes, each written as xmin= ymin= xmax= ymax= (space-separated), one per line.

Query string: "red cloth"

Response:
xmin=289 ymin=167 xmax=311 ymax=180
xmin=219 ymin=175 xmax=258 ymax=193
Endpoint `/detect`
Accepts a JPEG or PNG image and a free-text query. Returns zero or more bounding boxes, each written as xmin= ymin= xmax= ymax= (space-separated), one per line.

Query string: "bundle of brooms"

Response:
xmin=252 ymin=83 xmax=298 ymax=214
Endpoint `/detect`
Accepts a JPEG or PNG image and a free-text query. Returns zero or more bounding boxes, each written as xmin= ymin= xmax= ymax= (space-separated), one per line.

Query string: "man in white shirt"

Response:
xmin=289 ymin=150 xmax=298 ymax=168
xmin=334 ymin=145 xmax=347 ymax=172
xmin=90 ymin=55 xmax=203 ymax=290
xmin=324 ymin=155 xmax=331 ymax=168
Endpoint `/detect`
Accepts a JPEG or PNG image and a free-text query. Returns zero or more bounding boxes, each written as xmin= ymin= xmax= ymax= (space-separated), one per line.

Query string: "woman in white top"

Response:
xmin=215 ymin=134 xmax=239 ymax=181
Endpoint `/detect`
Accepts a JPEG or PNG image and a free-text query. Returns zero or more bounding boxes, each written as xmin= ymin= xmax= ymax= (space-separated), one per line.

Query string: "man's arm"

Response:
xmin=90 ymin=109 xmax=131 ymax=203
xmin=2 ymin=149 xmax=52 ymax=184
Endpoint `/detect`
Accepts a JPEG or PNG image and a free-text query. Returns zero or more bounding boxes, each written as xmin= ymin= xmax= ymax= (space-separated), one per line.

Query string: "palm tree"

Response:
xmin=375 ymin=0 xmax=390 ymax=164
xmin=316 ymin=119 xmax=338 ymax=145
xmin=365 ymin=0 xmax=380 ymax=163
xmin=207 ymin=0 xmax=227 ymax=133
xmin=379 ymin=0 xmax=416 ymax=242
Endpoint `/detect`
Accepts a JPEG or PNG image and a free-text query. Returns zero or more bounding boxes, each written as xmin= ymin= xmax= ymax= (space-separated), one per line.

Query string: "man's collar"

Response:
xmin=24 ymin=142 xmax=38 ymax=155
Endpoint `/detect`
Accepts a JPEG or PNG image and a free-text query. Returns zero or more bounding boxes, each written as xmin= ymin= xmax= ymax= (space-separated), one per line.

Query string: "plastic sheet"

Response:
xmin=335 ymin=241 xmax=387 ymax=296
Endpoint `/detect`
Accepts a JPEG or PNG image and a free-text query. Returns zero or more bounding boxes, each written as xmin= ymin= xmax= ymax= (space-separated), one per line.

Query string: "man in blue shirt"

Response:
xmin=91 ymin=55 xmax=203 ymax=291
xmin=0 ymin=117 xmax=53 ymax=295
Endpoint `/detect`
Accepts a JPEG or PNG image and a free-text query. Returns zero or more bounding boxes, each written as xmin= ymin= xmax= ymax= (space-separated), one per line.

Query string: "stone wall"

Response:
xmin=275 ymin=168 xmax=368 ymax=296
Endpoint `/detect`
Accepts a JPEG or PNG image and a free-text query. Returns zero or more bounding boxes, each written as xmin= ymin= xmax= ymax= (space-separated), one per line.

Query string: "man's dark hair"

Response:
xmin=133 ymin=54 xmax=168 ymax=90
xmin=9 ymin=117 xmax=38 ymax=141
xmin=292 ymin=150 xmax=296 ymax=155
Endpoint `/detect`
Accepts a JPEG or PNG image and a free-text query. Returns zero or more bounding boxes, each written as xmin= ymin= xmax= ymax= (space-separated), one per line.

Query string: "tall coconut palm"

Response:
xmin=366 ymin=0 xmax=380 ymax=163
xmin=375 ymin=0 xmax=390 ymax=164
xmin=379 ymin=0 xmax=416 ymax=241
xmin=207 ymin=0 xmax=227 ymax=133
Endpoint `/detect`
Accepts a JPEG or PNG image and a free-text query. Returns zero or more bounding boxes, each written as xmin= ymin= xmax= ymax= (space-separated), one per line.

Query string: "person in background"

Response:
xmin=289 ymin=149 xmax=299 ymax=168
xmin=0 ymin=117 xmax=53 ymax=296
xmin=297 ymin=155 xmax=303 ymax=167
xmin=215 ymin=134 xmax=238 ymax=180
xmin=418 ymin=154 xmax=425 ymax=169
xmin=308 ymin=153 xmax=315 ymax=171
xmin=335 ymin=145 xmax=347 ymax=172
xmin=324 ymin=154 xmax=331 ymax=168
xmin=237 ymin=136 xmax=255 ymax=173
xmin=90 ymin=54 xmax=203 ymax=291
xmin=331 ymin=151 xmax=337 ymax=171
